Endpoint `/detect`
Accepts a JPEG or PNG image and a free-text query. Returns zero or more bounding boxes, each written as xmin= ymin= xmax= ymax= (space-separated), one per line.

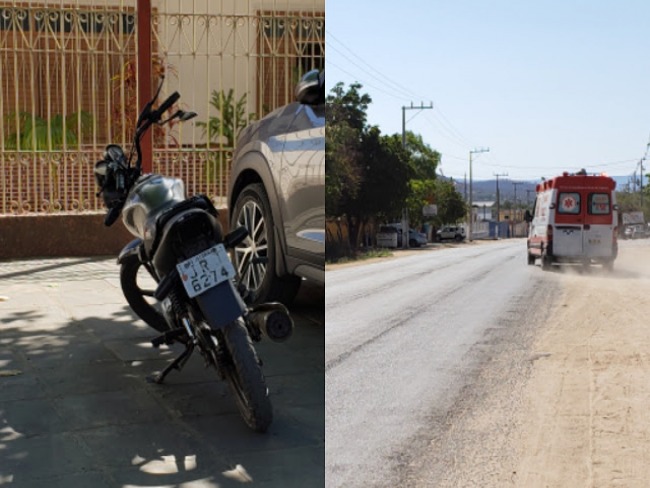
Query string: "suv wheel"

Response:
xmin=231 ymin=183 xmax=301 ymax=305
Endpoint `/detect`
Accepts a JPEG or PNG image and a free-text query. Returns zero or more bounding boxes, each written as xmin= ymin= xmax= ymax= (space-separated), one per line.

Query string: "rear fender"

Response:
xmin=194 ymin=280 xmax=247 ymax=330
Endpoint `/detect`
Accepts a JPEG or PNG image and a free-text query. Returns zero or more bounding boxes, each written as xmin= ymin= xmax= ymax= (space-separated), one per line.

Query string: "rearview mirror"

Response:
xmin=295 ymin=69 xmax=324 ymax=105
xmin=178 ymin=110 xmax=198 ymax=122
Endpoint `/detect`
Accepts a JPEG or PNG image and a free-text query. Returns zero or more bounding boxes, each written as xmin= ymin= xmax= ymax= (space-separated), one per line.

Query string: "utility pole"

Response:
xmin=494 ymin=172 xmax=508 ymax=228
xmin=401 ymin=102 xmax=433 ymax=248
xmin=640 ymin=158 xmax=645 ymax=211
xmin=464 ymin=173 xmax=467 ymax=201
xmin=526 ymin=189 xmax=534 ymax=209
xmin=512 ymin=182 xmax=523 ymax=221
xmin=468 ymin=147 xmax=489 ymax=242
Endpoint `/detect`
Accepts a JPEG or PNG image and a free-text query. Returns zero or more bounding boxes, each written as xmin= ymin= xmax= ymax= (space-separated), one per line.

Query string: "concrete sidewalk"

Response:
xmin=0 ymin=257 xmax=324 ymax=488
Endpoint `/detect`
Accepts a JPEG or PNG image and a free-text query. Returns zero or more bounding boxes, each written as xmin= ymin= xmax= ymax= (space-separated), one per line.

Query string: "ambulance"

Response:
xmin=525 ymin=170 xmax=618 ymax=270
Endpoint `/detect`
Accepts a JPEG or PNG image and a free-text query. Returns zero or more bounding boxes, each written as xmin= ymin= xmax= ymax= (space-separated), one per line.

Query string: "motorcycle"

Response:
xmin=94 ymin=81 xmax=294 ymax=432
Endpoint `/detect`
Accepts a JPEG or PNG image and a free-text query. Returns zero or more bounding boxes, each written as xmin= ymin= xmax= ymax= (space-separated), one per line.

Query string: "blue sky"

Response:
xmin=326 ymin=0 xmax=650 ymax=182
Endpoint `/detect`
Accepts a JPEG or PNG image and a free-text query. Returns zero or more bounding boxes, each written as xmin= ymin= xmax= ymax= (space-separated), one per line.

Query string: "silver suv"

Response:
xmin=437 ymin=225 xmax=466 ymax=242
xmin=228 ymin=70 xmax=325 ymax=305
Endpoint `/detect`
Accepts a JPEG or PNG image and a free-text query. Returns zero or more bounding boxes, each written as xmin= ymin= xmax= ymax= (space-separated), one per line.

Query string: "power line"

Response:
xmin=327 ymin=30 xmax=477 ymax=150
xmin=327 ymin=31 xmax=426 ymax=101
xmin=327 ymin=61 xmax=408 ymax=101
xmin=422 ymin=113 xmax=475 ymax=150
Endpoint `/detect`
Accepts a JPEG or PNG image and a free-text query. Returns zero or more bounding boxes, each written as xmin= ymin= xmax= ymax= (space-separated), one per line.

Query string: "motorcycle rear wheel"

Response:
xmin=222 ymin=319 xmax=273 ymax=432
xmin=120 ymin=255 xmax=169 ymax=333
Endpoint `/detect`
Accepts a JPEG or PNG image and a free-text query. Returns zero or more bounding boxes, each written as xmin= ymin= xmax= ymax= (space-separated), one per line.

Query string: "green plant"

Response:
xmin=3 ymin=111 xmax=93 ymax=150
xmin=197 ymin=89 xmax=255 ymax=148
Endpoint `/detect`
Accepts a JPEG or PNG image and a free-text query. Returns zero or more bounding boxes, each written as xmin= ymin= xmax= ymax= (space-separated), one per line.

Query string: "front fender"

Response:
xmin=117 ymin=238 xmax=143 ymax=264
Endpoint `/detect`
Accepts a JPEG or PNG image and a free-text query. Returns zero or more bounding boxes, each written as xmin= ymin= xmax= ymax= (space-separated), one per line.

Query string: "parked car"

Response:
xmin=385 ymin=224 xmax=428 ymax=248
xmin=437 ymin=225 xmax=466 ymax=242
xmin=404 ymin=229 xmax=428 ymax=247
xmin=228 ymin=69 xmax=324 ymax=305
xmin=624 ymin=224 xmax=646 ymax=240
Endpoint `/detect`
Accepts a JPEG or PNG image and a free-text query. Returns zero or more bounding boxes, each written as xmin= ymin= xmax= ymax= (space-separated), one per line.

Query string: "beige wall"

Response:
xmin=153 ymin=0 xmax=324 ymax=145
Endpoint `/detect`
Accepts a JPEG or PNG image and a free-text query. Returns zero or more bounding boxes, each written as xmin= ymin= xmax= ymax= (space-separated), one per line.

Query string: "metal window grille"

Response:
xmin=0 ymin=0 xmax=324 ymax=214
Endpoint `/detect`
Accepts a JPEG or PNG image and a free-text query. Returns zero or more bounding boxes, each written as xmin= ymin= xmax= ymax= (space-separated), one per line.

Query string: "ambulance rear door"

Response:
xmin=583 ymin=191 xmax=615 ymax=258
xmin=553 ymin=190 xmax=584 ymax=257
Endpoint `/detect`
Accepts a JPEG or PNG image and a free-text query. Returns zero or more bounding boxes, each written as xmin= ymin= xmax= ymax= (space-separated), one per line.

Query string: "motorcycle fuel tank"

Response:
xmin=122 ymin=174 xmax=185 ymax=238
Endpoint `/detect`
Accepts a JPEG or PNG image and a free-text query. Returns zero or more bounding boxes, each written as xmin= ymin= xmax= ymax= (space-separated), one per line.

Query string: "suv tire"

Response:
xmin=231 ymin=183 xmax=301 ymax=306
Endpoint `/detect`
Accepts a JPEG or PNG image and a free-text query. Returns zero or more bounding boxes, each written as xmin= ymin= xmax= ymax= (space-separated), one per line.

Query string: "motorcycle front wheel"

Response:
xmin=222 ymin=319 xmax=273 ymax=432
xmin=120 ymin=255 xmax=169 ymax=333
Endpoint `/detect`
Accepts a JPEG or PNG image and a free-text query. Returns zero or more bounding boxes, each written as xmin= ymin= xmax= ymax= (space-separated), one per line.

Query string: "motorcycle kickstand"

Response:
xmin=147 ymin=342 xmax=195 ymax=384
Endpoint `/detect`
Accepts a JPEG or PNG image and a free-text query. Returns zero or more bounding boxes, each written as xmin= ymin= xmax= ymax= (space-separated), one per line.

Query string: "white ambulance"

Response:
xmin=525 ymin=171 xmax=618 ymax=270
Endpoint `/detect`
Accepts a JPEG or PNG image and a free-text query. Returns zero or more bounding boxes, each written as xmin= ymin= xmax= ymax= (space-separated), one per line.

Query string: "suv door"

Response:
xmin=279 ymin=103 xmax=325 ymax=259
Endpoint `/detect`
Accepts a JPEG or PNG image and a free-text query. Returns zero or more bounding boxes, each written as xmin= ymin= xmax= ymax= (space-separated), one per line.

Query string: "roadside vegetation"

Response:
xmin=326 ymin=82 xmax=466 ymax=261
xmin=326 ymin=247 xmax=393 ymax=266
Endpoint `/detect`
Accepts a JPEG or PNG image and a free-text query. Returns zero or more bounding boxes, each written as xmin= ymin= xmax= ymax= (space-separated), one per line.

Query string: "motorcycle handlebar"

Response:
xmin=133 ymin=90 xmax=182 ymax=173
xmin=152 ymin=91 xmax=180 ymax=121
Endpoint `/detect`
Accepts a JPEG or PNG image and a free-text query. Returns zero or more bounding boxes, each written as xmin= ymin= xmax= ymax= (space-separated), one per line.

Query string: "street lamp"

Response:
xmin=469 ymin=147 xmax=489 ymax=242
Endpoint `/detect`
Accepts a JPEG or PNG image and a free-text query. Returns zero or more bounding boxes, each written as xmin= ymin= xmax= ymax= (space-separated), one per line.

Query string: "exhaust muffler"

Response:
xmin=246 ymin=302 xmax=294 ymax=342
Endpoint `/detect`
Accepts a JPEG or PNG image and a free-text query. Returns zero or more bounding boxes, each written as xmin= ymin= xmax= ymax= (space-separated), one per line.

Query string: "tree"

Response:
xmin=326 ymin=81 xmax=462 ymax=252
xmin=405 ymin=131 xmax=440 ymax=180
xmin=433 ymin=179 xmax=467 ymax=225
xmin=326 ymin=121 xmax=362 ymax=218
xmin=327 ymin=82 xmax=371 ymax=132
xmin=326 ymin=82 xmax=372 ymax=220
xmin=403 ymin=131 xmax=441 ymax=228
xmin=342 ymin=127 xmax=412 ymax=248
xmin=406 ymin=179 xmax=438 ymax=228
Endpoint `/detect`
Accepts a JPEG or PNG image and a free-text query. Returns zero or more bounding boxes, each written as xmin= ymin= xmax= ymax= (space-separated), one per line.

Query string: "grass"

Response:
xmin=326 ymin=247 xmax=393 ymax=265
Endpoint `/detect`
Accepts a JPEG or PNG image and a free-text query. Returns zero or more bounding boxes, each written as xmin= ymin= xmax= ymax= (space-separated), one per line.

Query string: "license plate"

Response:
xmin=176 ymin=244 xmax=236 ymax=298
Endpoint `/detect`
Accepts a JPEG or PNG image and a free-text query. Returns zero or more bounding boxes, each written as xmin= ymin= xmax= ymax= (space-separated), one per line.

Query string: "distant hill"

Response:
xmin=448 ymin=175 xmax=634 ymax=204
xmin=450 ymin=178 xmax=538 ymax=204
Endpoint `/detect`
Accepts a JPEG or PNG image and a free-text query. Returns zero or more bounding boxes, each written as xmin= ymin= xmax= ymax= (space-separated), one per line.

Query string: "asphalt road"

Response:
xmin=325 ymin=239 xmax=561 ymax=487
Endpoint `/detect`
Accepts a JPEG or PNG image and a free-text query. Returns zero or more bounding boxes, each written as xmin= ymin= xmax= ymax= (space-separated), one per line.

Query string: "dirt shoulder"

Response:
xmin=510 ymin=241 xmax=650 ymax=487
xmin=399 ymin=240 xmax=650 ymax=487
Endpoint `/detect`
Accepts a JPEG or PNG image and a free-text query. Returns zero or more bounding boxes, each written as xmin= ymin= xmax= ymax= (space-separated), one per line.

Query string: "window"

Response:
xmin=589 ymin=193 xmax=610 ymax=215
xmin=558 ymin=192 xmax=580 ymax=214
xmin=258 ymin=10 xmax=324 ymax=114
